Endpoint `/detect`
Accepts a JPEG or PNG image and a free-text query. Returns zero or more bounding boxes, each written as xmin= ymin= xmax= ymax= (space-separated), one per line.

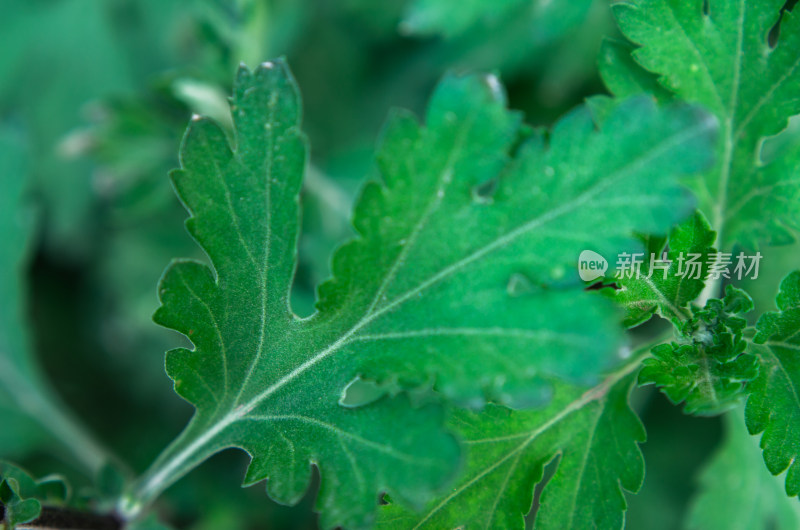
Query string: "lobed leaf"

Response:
xmin=377 ymin=369 xmax=644 ymax=529
xmin=746 ymin=270 xmax=800 ymax=497
xmin=0 ymin=461 xmax=68 ymax=530
xmin=639 ymin=285 xmax=758 ymax=415
xmin=133 ymin=58 xmax=717 ymax=527
xmin=603 ymin=210 xmax=716 ymax=328
xmin=614 ymin=0 xmax=800 ymax=248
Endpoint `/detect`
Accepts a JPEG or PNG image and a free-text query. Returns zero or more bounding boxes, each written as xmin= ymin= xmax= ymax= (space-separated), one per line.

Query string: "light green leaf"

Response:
xmin=597 ymin=38 xmax=673 ymax=101
xmin=377 ymin=364 xmax=644 ymax=529
xmin=639 ymin=285 xmax=758 ymax=415
xmin=124 ymin=59 xmax=716 ymax=527
xmin=747 ymin=270 xmax=800 ymax=497
xmin=402 ymin=0 xmax=525 ymax=37
xmin=688 ymin=408 xmax=800 ymax=530
xmin=401 ymin=0 xmax=592 ymax=39
xmin=614 ymin=0 xmax=800 ymax=249
xmin=603 ymin=210 xmax=716 ymax=328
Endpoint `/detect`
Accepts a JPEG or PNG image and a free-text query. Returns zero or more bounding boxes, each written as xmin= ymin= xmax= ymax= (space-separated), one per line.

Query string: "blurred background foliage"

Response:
xmin=1 ymin=0 xmax=793 ymax=527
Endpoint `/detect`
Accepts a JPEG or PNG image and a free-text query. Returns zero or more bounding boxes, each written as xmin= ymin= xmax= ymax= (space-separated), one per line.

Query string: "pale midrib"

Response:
xmin=132 ymin=116 xmax=712 ymax=511
xmin=639 ymin=275 xmax=691 ymax=321
xmin=347 ymin=327 xmax=595 ymax=346
xmin=763 ymin=345 xmax=800 ymax=411
xmin=711 ymin=0 xmax=745 ymax=237
xmin=701 ymin=0 xmax=745 ymax=303
xmin=365 ymin=111 xmax=475 ymax=316
xmin=243 ymin=414 xmax=439 ymax=465
xmin=198 ymin=122 xmax=258 ymax=270
xmin=696 ymin=353 xmax=720 ymax=406
xmin=235 ymin=117 xmax=711 ymax=415
xmin=236 ymin=90 xmax=279 ymax=405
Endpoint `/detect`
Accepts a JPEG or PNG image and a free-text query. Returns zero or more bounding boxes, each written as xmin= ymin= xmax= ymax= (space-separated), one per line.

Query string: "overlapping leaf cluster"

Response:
xmin=3 ymin=0 xmax=800 ymax=528
xmin=600 ymin=0 xmax=800 ymax=514
xmin=639 ymin=285 xmax=758 ymax=415
xmin=604 ymin=211 xmax=715 ymax=327
xmin=122 ymin=53 xmax=719 ymax=528
xmin=378 ymin=369 xmax=646 ymax=529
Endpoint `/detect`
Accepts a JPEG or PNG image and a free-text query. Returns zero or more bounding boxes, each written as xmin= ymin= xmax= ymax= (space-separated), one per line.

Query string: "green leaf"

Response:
xmin=746 ymin=270 xmax=800 ymax=497
xmin=597 ymin=38 xmax=673 ymax=101
xmin=402 ymin=0 xmax=526 ymax=37
xmin=688 ymin=408 xmax=800 ymax=530
xmin=401 ymin=0 xmax=592 ymax=39
xmin=377 ymin=366 xmax=644 ymax=529
xmin=0 ymin=461 xmax=68 ymax=530
xmin=126 ymin=59 xmax=716 ymax=528
xmin=614 ymin=0 xmax=800 ymax=249
xmin=603 ymin=210 xmax=716 ymax=328
xmin=639 ymin=285 xmax=758 ymax=415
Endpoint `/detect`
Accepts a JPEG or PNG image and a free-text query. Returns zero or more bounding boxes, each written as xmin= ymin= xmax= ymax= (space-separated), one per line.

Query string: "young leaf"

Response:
xmin=603 ymin=210 xmax=716 ymax=328
xmin=746 ymin=271 xmax=800 ymax=497
xmin=376 ymin=365 xmax=645 ymax=529
xmin=688 ymin=408 xmax=800 ymax=530
xmin=0 ymin=461 xmax=68 ymax=530
xmin=126 ymin=59 xmax=716 ymax=528
xmin=639 ymin=285 xmax=758 ymax=415
xmin=614 ymin=0 xmax=800 ymax=248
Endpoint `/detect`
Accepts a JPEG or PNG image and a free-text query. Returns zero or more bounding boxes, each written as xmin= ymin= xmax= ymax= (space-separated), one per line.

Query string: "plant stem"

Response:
xmin=116 ymin=415 xmax=223 ymax=520
xmin=0 ymin=356 xmax=110 ymax=476
xmin=699 ymin=113 xmax=736 ymax=306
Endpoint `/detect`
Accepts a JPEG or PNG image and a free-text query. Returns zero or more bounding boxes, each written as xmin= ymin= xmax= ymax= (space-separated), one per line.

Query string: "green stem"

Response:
xmin=117 ymin=415 xmax=224 ymax=520
xmin=0 ymin=356 xmax=110 ymax=476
